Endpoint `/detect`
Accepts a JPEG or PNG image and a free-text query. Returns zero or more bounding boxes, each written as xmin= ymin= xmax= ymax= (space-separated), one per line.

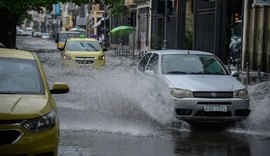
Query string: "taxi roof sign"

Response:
xmin=80 ymin=34 xmax=86 ymax=38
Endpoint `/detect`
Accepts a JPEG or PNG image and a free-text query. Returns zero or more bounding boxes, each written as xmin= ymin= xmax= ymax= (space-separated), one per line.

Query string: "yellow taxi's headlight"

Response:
xmin=63 ymin=55 xmax=71 ymax=61
xmin=170 ymin=89 xmax=193 ymax=98
xmin=98 ymin=55 xmax=105 ymax=60
xmin=23 ymin=111 xmax=57 ymax=132
xmin=233 ymin=89 xmax=249 ymax=99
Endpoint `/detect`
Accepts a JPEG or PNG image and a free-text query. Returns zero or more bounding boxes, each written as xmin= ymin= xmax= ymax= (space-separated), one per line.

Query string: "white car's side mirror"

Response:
xmin=231 ymin=71 xmax=239 ymax=77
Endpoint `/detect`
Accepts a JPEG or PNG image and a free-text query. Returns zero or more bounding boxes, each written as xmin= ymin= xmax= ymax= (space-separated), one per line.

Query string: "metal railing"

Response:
xmin=113 ymin=48 xmax=148 ymax=59
xmin=227 ymin=59 xmax=269 ymax=85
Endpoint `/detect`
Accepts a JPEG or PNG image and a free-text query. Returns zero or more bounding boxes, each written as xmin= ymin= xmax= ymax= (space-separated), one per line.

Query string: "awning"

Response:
xmin=70 ymin=26 xmax=86 ymax=32
xmin=91 ymin=16 xmax=110 ymax=29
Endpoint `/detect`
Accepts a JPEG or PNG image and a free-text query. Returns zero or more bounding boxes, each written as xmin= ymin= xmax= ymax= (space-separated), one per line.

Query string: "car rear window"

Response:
xmin=0 ymin=58 xmax=44 ymax=94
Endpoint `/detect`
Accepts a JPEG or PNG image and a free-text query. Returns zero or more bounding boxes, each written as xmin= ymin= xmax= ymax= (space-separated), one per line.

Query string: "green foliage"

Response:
xmin=0 ymin=0 xmax=57 ymax=15
xmin=0 ymin=0 xmax=125 ymax=17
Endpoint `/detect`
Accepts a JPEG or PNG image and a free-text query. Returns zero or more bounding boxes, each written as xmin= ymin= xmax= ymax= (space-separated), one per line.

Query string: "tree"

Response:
xmin=0 ymin=0 xmax=123 ymax=48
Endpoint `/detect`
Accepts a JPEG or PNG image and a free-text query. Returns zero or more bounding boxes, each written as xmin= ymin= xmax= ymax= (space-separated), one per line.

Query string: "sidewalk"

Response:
xmin=226 ymin=65 xmax=270 ymax=85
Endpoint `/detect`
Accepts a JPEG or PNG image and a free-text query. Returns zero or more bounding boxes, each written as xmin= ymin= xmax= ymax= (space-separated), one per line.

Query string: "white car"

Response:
xmin=135 ymin=50 xmax=250 ymax=123
xmin=17 ymin=29 xmax=28 ymax=36
xmin=41 ymin=33 xmax=51 ymax=39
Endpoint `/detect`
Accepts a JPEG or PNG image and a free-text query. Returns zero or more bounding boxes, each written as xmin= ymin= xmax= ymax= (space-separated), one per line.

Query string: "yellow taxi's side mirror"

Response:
xmin=50 ymin=82 xmax=69 ymax=94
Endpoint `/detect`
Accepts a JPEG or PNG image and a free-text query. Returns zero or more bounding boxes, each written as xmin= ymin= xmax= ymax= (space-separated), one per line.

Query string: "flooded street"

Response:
xmin=16 ymin=36 xmax=270 ymax=156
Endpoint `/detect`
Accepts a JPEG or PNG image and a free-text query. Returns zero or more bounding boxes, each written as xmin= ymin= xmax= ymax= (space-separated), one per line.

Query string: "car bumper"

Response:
xmin=62 ymin=59 xmax=106 ymax=67
xmin=0 ymin=124 xmax=59 ymax=156
xmin=174 ymin=98 xmax=250 ymax=122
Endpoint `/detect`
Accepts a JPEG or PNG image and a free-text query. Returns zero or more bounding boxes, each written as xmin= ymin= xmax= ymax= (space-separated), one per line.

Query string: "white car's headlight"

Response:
xmin=170 ymin=88 xmax=193 ymax=98
xmin=233 ymin=89 xmax=249 ymax=99
xmin=23 ymin=110 xmax=57 ymax=132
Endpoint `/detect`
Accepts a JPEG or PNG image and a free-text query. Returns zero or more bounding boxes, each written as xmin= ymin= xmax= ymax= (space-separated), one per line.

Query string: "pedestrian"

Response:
xmin=98 ymin=34 xmax=104 ymax=44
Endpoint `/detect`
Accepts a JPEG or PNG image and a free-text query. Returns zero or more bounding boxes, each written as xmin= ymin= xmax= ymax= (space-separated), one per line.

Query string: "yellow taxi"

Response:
xmin=60 ymin=37 xmax=106 ymax=67
xmin=0 ymin=48 xmax=69 ymax=156
xmin=55 ymin=31 xmax=80 ymax=50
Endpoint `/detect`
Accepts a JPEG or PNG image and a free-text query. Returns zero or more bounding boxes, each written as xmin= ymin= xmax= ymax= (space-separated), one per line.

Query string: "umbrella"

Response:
xmin=90 ymin=34 xmax=98 ymax=39
xmin=108 ymin=26 xmax=134 ymax=36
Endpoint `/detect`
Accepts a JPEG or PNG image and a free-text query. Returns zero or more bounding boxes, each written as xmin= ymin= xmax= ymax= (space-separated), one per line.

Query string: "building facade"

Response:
xmin=242 ymin=0 xmax=270 ymax=72
xmin=89 ymin=4 xmax=105 ymax=36
xmin=192 ymin=0 xmax=270 ymax=72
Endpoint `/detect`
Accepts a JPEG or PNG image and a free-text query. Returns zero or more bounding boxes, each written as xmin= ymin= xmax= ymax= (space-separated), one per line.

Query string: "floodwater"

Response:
xmin=16 ymin=36 xmax=270 ymax=156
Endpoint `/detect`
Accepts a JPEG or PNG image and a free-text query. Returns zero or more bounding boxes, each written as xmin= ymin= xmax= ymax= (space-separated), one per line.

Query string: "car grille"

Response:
xmin=195 ymin=110 xmax=232 ymax=117
xmin=197 ymin=102 xmax=232 ymax=105
xmin=193 ymin=92 xmax=233 ymax=98
xmin=175 ymin=109 xmax=193 ymax=115
xmin=0 ymin=120 xmax=23 ymax=125
xmin=74 ymin=57 xmax=95 ymax=64
xmin=0 ymin=130 xmax=22 ymax=146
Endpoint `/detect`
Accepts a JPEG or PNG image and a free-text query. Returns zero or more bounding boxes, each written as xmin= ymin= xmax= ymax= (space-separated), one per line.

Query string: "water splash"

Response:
xmin=229 ymin=81 xmax=270 ymax=136
xmin=39 ymin=52 xmax=190 ymax=136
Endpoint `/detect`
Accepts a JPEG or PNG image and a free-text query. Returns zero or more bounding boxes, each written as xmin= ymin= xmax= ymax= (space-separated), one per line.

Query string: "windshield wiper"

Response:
xmin=166 ymin=71 xmax=188 ymax=74
xmin=204 ymin=72 xmax=225 ymax=75
xmin=87 ymin=43 xmax=99 ymax=51
xmin=0 ymin=91 xmax=17 ymax=94
xmin=166 ymin=71 xmax=212 ymax=75
xmin=80 ymin=42 xmax=85 ymax=48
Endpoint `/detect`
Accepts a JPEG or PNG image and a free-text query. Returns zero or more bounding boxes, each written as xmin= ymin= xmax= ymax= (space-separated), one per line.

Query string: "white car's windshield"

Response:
xmin=161 ymin=54 xmax=228 ymax=75
xmin=0 ymin=58 xmax=44 ymax=94
xmin=66 ymin=41 xmax=102 ymax=52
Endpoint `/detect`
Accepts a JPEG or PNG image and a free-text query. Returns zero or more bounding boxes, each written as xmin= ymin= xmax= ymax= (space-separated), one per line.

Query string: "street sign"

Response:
xmin=254 ymin=0 xmax=270 ymax=6
xmin=55 ymin=3 xmax=61 ymax=16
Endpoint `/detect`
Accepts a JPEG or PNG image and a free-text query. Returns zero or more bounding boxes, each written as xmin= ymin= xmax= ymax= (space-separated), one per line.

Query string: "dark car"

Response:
xmin=0 ymin=42 xmax=6 ymax=48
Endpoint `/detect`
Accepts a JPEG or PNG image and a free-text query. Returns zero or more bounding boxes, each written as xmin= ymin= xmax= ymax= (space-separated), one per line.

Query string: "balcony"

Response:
xmin=134 ymin=0 xmax=149 ymax=3
xmin=125 ymin=0 xmax=149 ymax=6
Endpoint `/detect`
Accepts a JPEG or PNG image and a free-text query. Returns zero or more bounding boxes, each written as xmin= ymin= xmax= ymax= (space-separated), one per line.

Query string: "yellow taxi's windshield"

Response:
xmin=0 ymin=58 xmax=44 ymax=94
xmin=66 ymin=41 xmax=102 ymax=52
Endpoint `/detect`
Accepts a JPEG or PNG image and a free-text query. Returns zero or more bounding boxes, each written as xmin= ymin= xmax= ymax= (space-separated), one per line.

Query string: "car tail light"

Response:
xmin=98 ymin=55 xmax=105 ymax=60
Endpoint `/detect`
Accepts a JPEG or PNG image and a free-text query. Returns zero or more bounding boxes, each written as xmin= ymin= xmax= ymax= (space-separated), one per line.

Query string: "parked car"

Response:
xmin=60 ymin=37 xmax=106 ymax=67
xmin=25 ymin=27 xmax=33 ymax=36
xmin=16 ymin=29 xmax=28 ymax=36
xmin=0 ymin=48 xmax=69 ymax=155
xmin=33 ymin=31 xmax=42 ymax=37
xmin=0 ymin=42 xmax=6 ymax=48
xmin=41 ymin=33 xmax=51 ymax=39
xmin=134 ymin=50 xmax=250 ymax=123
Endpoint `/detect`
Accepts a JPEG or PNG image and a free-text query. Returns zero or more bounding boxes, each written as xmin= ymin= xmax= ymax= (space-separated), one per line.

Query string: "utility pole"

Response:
xmin=55 ymin=2 xmax=60 ymax=39
xmin=103 ymin=3 xmax=107 ymax=48
xmin=162 ymin=0 xmax=168 ymax=50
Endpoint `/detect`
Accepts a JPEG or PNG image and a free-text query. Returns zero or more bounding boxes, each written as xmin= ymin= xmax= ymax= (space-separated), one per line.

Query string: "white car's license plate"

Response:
xmin=204 ymin=105 xmax=227 ymax=112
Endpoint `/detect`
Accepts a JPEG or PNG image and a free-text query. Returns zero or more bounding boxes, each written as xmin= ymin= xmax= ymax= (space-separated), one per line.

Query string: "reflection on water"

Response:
xmin=173 ymin=131 xmax=252 ymax=156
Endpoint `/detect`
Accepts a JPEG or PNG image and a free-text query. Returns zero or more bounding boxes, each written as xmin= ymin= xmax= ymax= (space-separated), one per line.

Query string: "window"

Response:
xmin=201 ymin=56 xmax=227 ymax=74
xmin=138 ymin=53 xmax=152 ymax=72
xmin=0 ymin=58 xmax=44 ymax=94
xmin=66 ymin=40 xmax=102 ymax=51
xmin=146 ymin=54 xmax=159 ymax=72
xmin=161 ymin=54 xmax=228 ymax=75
